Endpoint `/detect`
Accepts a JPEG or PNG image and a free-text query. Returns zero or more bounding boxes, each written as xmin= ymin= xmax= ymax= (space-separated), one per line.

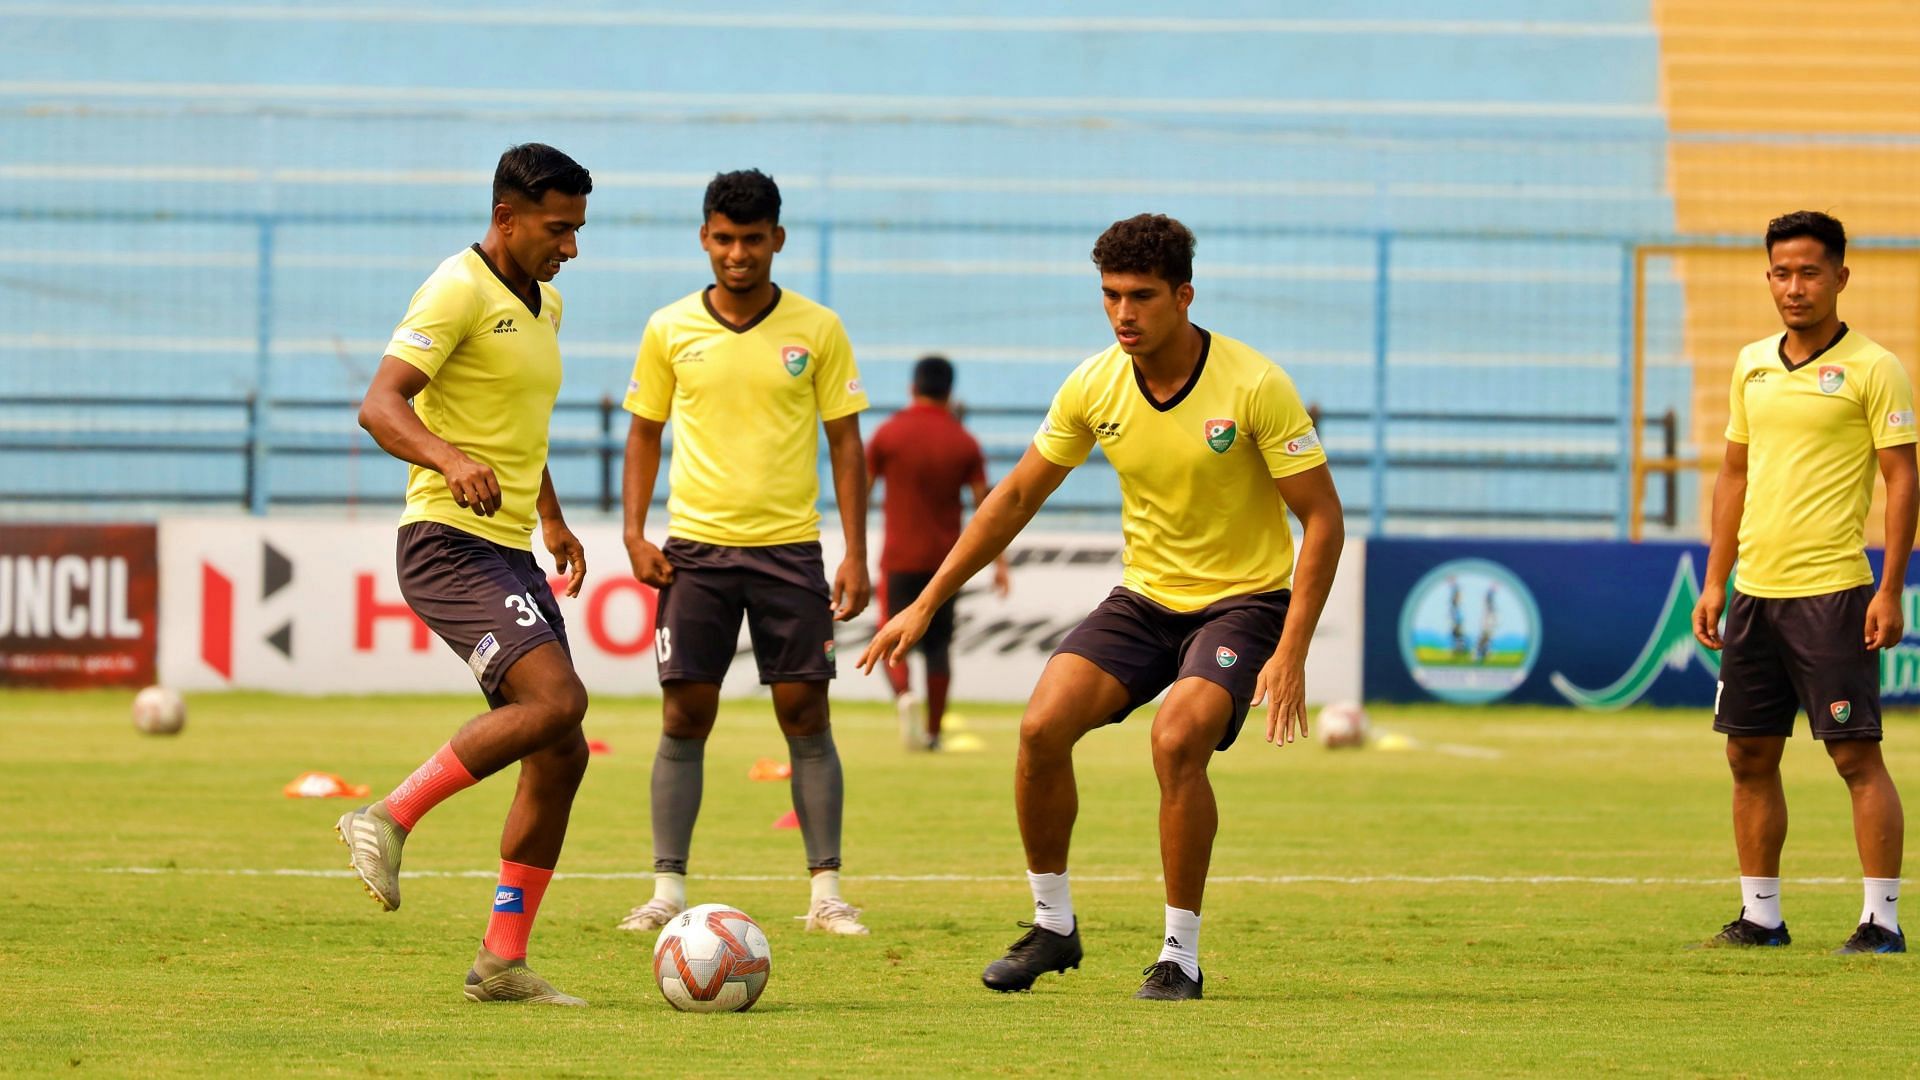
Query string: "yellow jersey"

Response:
xmin=1033 ymin=328 xmax=1327 ymax=611
xmin=1726 ymin=325 xmax=1916 ymax=598
xmin=624 ymin=286 xmax=868 ymax=546
xmin=386 ymin=245 xmax=563 ymax=550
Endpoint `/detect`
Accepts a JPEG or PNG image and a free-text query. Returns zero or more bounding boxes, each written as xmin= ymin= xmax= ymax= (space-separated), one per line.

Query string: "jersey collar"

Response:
xmin=1131 ymin=326 xmax=1211 ymax=413
xmin=468 ymin=244 xmax=542 ymax=318
xmin=702 ymin=284 xmax=783 ymax=334
xmin=1777 ymin=322 xmax=1847 ymax=373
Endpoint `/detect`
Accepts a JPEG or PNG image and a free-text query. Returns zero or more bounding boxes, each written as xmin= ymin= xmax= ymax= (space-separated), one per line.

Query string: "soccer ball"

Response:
xmin=1316 ymin=700 xmax=1369 ymax=749
xmin=652 ymin=903 xmax=772 ymax=1012
xmin=131 ymin=685 xmax=186 ymax=736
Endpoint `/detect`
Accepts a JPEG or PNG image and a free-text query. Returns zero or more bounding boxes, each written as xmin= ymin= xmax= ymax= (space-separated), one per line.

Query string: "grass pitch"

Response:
xmin=2 ymin=690 xmax=1915 ymax=1076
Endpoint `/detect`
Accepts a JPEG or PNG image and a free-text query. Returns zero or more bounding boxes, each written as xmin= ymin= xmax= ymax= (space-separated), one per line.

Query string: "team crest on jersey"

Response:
xmin=1204 ymin=418 xmax=1237 ymax=453
xmin=1831 ymin=700 xmax=1852 ymax=724
xmin=1216 ymin=646 xmax=1238 ymax=668
xmin=1819 ymin=365 xmax=1845 ymax=394
xmin=781 ymin=345 xmax=811 ymax=376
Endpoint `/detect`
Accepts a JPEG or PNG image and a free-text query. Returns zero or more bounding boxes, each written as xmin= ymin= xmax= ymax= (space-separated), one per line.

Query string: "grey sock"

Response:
xmin=786 ymin=731 xmax=843 ymax=871
xmin=651 ymin=735 xmax=705 ymax=875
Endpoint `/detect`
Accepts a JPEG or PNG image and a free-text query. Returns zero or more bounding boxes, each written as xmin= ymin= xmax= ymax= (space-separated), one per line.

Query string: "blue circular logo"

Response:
xmin=1397 ymin=559 xmax=1542 ymax=704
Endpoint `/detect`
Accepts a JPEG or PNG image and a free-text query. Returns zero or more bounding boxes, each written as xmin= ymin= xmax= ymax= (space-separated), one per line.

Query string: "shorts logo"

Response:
xmin=1831 ymin=700 xmax=1852 ymax=724
xmin=468 ymin=632 xmax=499 ymax=678
xmin=1204 ymin=418 xmax=1237 ymax=454
xmin=1215 ymin=646 xmax=1238 ymax=668
xmin=1891 ymin=410 xmax=1915 ymax=428
xmin=401 ymin=329 xmax=432 ymax=350
xmin=824 ymin=641 xmax=837 ymax=663
xmin=492 ymin=886 xmax=524 ymax=913
xmin=1285 ymin=428 xmax=1322 ymax=456
xmin=781 ymin=345 xmax=810 ymax=376
xmin=1819 ymin=365 xmax=1845 ymax=394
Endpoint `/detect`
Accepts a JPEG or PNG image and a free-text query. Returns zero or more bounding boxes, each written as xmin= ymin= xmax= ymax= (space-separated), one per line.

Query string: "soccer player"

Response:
xmin=617 ymin=169 xmax=873 ymax=936
xmin=860 ymin=214 xmax=1344 ymax=999
xmin=335 ymin=144 xmax=595 ymax=1004
xmin=1692 ymin=210 xmax=1915 ymax=954
xmin=867 ymin=354 xmax=1011 ymax=750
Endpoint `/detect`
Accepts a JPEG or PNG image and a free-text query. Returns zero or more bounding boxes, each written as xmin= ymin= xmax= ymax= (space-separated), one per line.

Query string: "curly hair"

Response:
xmin=703 ymin=169 xmax=782 ymax=225
xmin=1091 ymin=214 xmax=1195 ymax=286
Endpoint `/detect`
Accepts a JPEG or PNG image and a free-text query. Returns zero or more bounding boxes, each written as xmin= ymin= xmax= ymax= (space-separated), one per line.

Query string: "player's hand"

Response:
xmin=625 ymin=537 xmax=674 ymax=588
xmin=1865 ymin=589 xmax=1905 ymax=650
xmin=1252 ymin=652 xmax=1308 ymax=748
xmin=859 ymin=603 xmax=932 ymax=673
xmin=543 ymin=519 xmax=587 ymax=597
xmin=444 ymin=454 xmax=502 ymax=516
xmin=832 ymin=557 xmax=871 ymax=622
xmin=993 ymin=561 xmax=1012 ymax=598
xmin=1692 ymin=589 xmax=1726 ymax=650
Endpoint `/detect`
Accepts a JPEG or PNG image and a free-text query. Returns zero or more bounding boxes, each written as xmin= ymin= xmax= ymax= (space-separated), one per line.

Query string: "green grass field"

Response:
xmin=3 ymin=690 xmax=1915 ymax=1076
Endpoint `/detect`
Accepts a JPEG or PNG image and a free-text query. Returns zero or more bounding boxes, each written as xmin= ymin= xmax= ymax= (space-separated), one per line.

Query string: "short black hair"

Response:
xmin=912 ymin=355 xmax=954 ymax=400
xmin=493 ymin=143 xmax=592 ymax=207
xmin=704 ymin=169 xmax=781 ymax=225
xmin=1092 ymin=213 xmax=1196 ymax=287
xmin=1765 ymin=210 xmax=1846 ymax=263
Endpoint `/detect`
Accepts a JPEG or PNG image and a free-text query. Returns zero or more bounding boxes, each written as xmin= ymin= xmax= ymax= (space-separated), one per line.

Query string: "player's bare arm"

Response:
xmin=536 ymin=466 xmax=586 ymax=598
xmin=1253 ymin=463 xmax=1344 ymax=748
xmin=358 ymin=355 xmax=501 ymax=516
xmin=859 ymin=446 xmax=1071 ymax=672
xmin=620 ymin=415 xmax=673 ymax=587
xmin=824 ymin=414 xmax=871 ymax=621
xmin=969 ymin=475 xmax=1013 ymax=597
xmin=1693 ymin=439 xmax=1749 ymax=650
xmin=1867 ymin=443 xmax=1918 ymax=649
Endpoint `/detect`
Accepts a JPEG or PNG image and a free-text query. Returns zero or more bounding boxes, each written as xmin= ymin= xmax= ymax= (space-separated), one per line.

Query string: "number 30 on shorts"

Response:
xmin=504 ymin=592 xmax=548 ymax=627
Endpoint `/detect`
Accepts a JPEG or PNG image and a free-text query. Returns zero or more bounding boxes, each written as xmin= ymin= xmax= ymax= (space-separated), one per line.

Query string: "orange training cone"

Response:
xmin=771 ymin=809 xmax=800 ymax=829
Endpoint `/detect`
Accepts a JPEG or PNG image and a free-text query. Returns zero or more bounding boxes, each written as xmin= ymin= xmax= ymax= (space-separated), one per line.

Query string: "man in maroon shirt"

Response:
xmin=867 ymin=355 xmax=1011 ymax=750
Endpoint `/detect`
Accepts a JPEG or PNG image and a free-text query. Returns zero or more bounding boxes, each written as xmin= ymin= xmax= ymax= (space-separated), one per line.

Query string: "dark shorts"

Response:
xmin=882 ymin=570 xmax=957 ymax=675
xmin=396 ymin=522 xmax=569 ymax=708
xmin=1715 ymin=585 xmax=1881 ymax=741
xmin=1054 ymin=586 xmax=1292 ymax=752
xmin=655 ymin=538 xmax=836 ymax=685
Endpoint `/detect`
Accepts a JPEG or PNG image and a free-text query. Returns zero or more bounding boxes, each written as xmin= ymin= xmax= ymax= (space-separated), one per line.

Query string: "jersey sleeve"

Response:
xmin=1724 ymin=356 xmax=1750 ymax=444
xmin=384 ymin=275 xmax=480 ymax=379
xmin=1247 ymin=365 xmax=1327 ymax=478
xmin=1864 ymin=351 xmax=1918 ymax=448
xmin=812 ymin=316 xmax=869 ymax=422
xmin=1032 ymin=370 xmax=1096 ymax=468
xmin=622 ymin=315 xmax=674 ymax=421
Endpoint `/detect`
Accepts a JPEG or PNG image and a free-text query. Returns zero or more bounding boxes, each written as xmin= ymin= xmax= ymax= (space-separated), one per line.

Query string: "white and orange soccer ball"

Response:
xmin=131 ymin=685 xmax=186 ymax=736
xmin=652 ymin=903 xmax=772 ymax=1012
xmin=1316 ymin=700 xmax=1369 ymax=749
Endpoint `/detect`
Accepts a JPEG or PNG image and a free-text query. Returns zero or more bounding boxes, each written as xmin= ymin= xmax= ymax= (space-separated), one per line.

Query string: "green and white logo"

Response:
xmin=1548 ymin=553 xmax=1725 ymax=710
xmin=1819 ymin=364 xmax=1845 ymax=394
xmin=1215 ymin=646 xmax=1238 ymax=668
xmin=1830 ymin=700 xmax=1852 ymax=724
xmin=823 ymin=640 xmax=836 ymax=663
xmin=782 ymin=345 xmax=810 ymax=376
xmin=1399 ymin=559 xmax=1541 ymax=704
xmin=1204 ymin=418 xmax=1236 ymax=453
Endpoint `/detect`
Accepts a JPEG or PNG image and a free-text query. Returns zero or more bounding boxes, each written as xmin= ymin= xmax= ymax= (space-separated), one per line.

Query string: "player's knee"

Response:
xmin=1827 ymin=740 xmax=1886 ymax=786
xmin=1725 ymin=740 xmax=1780 ymax=782
xmin=1149 ymin=715 xmax=1211 ymax=774
xmin=533 ymin=672 xmax=589 ymax=736
xmin=1018 ymin=711 xmax=1078 ymax=759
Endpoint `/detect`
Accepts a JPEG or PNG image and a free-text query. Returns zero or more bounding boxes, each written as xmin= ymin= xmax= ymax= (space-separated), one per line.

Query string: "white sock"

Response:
xmin=1862 ymin=877 xmax=1900 ymax=932
xmin=1158 ymin=906 xmax=1201 ymax=980
xmin=810 ymin=869 xmax=841 ymax=907
xmin=1740 ymin=876 xmax=1782 ymax=928
xmin=653 ymin=871 xmax=687 ymax=908
xmin=1027 ymin=870 xmax=1074 ymax=934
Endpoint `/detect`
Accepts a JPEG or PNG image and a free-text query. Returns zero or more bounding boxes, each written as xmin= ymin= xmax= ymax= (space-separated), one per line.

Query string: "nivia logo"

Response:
xmin=493 ymin=886 xmax=525 ymax=913
xmin=1745 ymin=369 xmax=1769 ymax=384
xmin=492 ymin=318 xmax=517 ymax=334
xmin=1093 ymin=421 xmax=1122 ymax=438
xmin=401 ymin=329 xmax=433 ymax=350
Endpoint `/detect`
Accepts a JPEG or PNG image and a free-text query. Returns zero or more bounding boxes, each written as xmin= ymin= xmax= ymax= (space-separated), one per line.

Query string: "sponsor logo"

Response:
xmin=492 ymin=886 xmax=525 ymax=913
xmin=1400 ymin=559 xmax=1542 ymax=705
xmin=468 ymin=632 xmax=499 ymax=678
xmin=1093 ymin=421 xmax=1122 ymax=438
xmin=401 ymin=329 xmax=433 ymax=350
xmin=823 ymin=640 xmax=837 ymax=663
xmin=781 ymin=345 xmax=810 ymax=376
xmin=1285 ymin=428 xmax=1323 ymax=456
xmin=1204 ymin=418 xmax=1237 ymax=453
xmin=1831 ymin=700 xmax=1852 ymax=724
xmin=627 ymin=378 xmax=640 ymax=396
xmin=492 ymin=318 xmax=517 ymax=334
xmin=547 ymin=312 xmax=559 ymax=329
xmin=671 ymin=349 xmax=705 ymax=365
xmin=1215 ymin=646 xmax=1238 ymax=668
xmin=1891 ymin=410 xmax=1915 ymax=428
xmin=1550 ymin=554 xmax=1725 ymax=710
xmin=1745 ymin=369 xmax=1770 ymax=384
xmin=1819 ymin=365 xmax=1845 ymax=394
xmin=1036 ymin=417 xmax=1053 ymax=438
xmin=846 ymin=378 xmax=863 ymax=395
xmin=1165 ymin=936 xmax=1181 ymax=947
xmin=1754 ymin=892 xmax=1778 ymax=900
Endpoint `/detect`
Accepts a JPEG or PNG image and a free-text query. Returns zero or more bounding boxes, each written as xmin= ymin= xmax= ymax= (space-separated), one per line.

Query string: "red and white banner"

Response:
xmin=0 ymin=523 xmax=157 ymax=687
xmin=158 ymin=517 xmax=1362 ymax=705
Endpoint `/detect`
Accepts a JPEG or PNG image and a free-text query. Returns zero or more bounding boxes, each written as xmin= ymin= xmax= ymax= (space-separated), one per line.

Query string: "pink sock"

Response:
xmin=382 ymin=743 xmax=477 ymax=830
xmin=483 ymin=861 xmax=554 ymax=961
